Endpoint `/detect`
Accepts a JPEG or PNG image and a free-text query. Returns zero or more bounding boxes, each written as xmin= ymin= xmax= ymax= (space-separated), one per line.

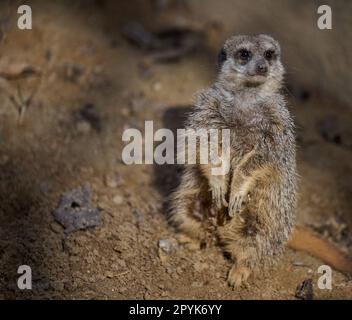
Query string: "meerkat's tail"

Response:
xmin=287 ymin=225 xmax=352 ymax=275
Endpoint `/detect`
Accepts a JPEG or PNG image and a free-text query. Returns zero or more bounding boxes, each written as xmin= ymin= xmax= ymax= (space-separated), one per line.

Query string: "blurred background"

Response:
xmin=0 ymin=0 xmax=351 ymax=299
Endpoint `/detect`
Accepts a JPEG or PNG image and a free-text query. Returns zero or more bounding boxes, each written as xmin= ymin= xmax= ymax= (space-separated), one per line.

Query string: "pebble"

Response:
xmin=295 ymin=278 xmax=314 ymax=300
xmin=50 ymin=222 xmax=62 ymax=234
xmin=153 ymin=82 xmax=162 ymax=91
xmin=104 ymin=173 xmax=123 ymax=188
xmin=113 ymin=195 xmax=124 ymax=205
xmin=161 ymin=291 xmax=169 ymax=297
xmin=105 ymin=174 xmax=118 ymax=188
xmin=166 ymin=266 xmax=174 ymax=274
xmin=53 ymin=186 xmax=101 ymax=234
xmin=158 ymin=238 xmax=178 ymax=254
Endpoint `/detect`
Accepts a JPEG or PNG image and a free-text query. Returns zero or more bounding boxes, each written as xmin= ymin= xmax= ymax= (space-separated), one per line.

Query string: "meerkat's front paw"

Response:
xmin=211 ymin=185 xmax=228 ymax=209
xmin=228 ymin=192 xmax=246 ymax=217
xmin=227 ymin=264 xmax=251 ymax=288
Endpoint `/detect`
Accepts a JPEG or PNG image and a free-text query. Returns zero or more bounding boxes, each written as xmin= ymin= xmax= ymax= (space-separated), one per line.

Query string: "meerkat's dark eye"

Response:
xmin=264 ymin=49 xmax=275 ymax=60
xmin=236 ymin=49 xmax=252 ymax=63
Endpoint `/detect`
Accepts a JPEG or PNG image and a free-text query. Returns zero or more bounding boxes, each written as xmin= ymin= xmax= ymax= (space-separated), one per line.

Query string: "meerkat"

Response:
xmin=169 ymin=34 xmax=352 ymax=287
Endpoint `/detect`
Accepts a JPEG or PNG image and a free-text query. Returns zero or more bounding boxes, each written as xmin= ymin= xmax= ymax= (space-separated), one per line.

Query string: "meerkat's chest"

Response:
xmin=225 ymin=108 xmax=282 ymax=156
xmin=227 ymin=108 xmax=275 ymax=137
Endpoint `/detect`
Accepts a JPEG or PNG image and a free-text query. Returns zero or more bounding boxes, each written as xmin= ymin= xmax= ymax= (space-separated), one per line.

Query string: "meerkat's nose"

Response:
xmin=256 ymin=62 xmax=268 ymax=75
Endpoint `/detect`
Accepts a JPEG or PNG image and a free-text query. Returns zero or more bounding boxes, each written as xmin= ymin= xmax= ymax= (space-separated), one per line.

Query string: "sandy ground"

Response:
xmin=0 ymin=0 xmax=351 ymax=299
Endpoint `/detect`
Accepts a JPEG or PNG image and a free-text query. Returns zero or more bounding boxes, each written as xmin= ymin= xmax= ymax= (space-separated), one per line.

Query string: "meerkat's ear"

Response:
xmin=217 ymin=47 xmax=227 ymax=69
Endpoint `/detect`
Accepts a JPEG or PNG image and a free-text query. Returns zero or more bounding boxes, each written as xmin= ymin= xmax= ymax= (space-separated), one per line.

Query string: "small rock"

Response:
xmin=153 ymin=82 xmax=162 ymax=91
xmin=104 ymin=173 xmax=123 ymax=188
xmin=161 ymin=291 xmax=169 ymax=297
xmin=295 ymin=279 xmax=314 ymax=300
xmin=98 ymin=195 xmax=110 ymax=210
xmin=158 ymin=238 xmax=178 ymax=254
xmin=50 ymin=222 xmax=62 ymax=234
xmin=166 ymin=266 xmax=174 ymax=274
xmin=112 ymin=194 xmax=124 ymax=205
xmin=176 ymin=267 xmax=183 ymax=275
xmin=53 ymin=186 xmax=101 ymax=234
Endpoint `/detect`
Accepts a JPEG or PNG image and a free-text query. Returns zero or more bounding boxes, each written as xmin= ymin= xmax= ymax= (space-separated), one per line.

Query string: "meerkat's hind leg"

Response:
xmin=228 ymin=263 xmax=251 ymax=288
xmin=170 ymin=167 xmax=209 ymax=250
xmin=172 ymin=208 xmax=206 ymax=250
xmin=176 ymin=233 xmax=202 ymax=251
xmin=218 ymin=220 xmax=258 ymax=288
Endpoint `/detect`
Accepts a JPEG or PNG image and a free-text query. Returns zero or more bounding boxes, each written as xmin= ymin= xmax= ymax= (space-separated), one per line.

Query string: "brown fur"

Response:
xmin=170 ymin=34 xmax=352 ymax=288
xmin=170 ymin=34 xmax=297 ymax=287
xmin=288 ymin=226 xmax=352 ymax=275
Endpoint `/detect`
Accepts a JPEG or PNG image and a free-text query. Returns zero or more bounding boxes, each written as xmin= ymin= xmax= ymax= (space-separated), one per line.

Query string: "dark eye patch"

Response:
xmin=264 ymin=49 xmax=276 ymax=60
xmin=235 ymin=48 xmax=252 ymax=63
xmin=217 ymin=48 xmax=227 ymax=67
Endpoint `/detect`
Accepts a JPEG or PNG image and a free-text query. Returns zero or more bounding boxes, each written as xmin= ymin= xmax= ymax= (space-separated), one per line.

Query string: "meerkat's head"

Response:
xmin=217 ymin=34 xmax=284 ymax=94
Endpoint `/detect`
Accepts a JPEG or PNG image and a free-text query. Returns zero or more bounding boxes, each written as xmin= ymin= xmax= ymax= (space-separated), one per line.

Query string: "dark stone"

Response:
xmin=295 ymin=278 xmax=314 ymax=300
xmin=53 ymin=186 xmax=101 ymax=234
